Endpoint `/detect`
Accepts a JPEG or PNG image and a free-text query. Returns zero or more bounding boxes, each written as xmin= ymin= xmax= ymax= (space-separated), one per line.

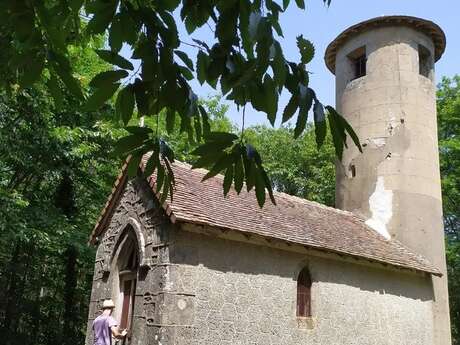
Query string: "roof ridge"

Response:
xmin=91 ymin=155 xmax=440 ymax=276
xmin=274 ymin=191 xmax=359 ymax=219
xmin=170 ymin=160 xmax=364 ymax=220
xmin=167 ymin=161 xmax=424 ymax=247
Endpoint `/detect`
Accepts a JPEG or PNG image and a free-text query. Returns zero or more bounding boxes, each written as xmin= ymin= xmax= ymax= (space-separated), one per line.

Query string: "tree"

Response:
xmin=0 ymin=0 xmax=361 ymax=207
xmin=0 ymin=42 xmax=123 ymax=344
xmin=142 ymin=95 xmax=235 ymax=162
xmin=0 ymin=34 xmax=238 ymax=343
xmin=244 ymin=124 xmax=336 ymax=206
xmin=438 ymin=76 xmax=460 ymax=240
xmin=447 ymin=242 xmax=460 ymax=345
xmin=437 ymin=76 xmax=460 ymax=344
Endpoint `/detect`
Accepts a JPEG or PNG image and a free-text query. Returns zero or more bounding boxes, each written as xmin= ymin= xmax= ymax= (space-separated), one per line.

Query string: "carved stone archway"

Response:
xmin=109 ymin=217 xmax=148 ymax=270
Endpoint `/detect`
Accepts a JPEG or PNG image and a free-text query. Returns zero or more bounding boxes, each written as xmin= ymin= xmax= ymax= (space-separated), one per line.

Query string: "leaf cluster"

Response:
xmin=437 ymin=76 xmax=460 ymax=240
xmin=0 ymin=0 xmax=363 ymax=206
xmin=244 ymin=123 xmax=336 ymax=206
xmin=0 ymin=80 xmax=122 ymax=345
xmin=191 ymin=132 xmax=275 ymax=207
xmin=436 ymin=75 xmax=460 ymax=344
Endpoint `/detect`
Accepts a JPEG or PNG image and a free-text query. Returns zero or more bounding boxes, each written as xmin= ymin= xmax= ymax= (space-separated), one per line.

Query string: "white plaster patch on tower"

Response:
xmin=370 ymin=137 xmax=387 ymax=148
xmin=387 ymin=113 xmax=401 ymax=136
xmin=365 ymin=176 xmax=392 ymax=239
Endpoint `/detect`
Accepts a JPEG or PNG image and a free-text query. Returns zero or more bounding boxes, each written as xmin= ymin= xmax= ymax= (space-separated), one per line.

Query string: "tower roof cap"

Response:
xmin=325 ymin=15 xmax=446 ymax=74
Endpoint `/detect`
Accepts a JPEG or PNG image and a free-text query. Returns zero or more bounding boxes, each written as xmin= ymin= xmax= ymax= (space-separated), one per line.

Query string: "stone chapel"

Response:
xmin=85 ymin=16 xmax=452 ymax=345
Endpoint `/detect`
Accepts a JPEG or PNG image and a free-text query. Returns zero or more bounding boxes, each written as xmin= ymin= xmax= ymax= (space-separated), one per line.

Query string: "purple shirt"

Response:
xmin=92 ymin=314 xmax=118 ymax=345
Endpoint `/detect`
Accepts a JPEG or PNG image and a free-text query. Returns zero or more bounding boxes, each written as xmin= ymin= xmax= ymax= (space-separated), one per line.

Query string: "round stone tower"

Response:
xmin=325 ymin=16 xmax=450 ymax=344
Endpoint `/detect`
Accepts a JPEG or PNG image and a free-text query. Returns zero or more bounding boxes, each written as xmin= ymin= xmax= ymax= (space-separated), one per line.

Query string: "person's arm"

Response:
xmin=110 ymin=326 xmax=128 ymax=339
xmin=107 ymin=316 xmax=128 ymax=339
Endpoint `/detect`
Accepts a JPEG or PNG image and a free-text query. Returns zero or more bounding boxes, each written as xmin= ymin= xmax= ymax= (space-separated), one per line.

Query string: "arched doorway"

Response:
xmin=112 ymin=227 xmax=139 ymax=338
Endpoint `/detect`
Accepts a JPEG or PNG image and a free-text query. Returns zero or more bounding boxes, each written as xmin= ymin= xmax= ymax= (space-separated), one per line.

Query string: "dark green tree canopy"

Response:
xmin=436 ymin=76 xmax=460 ymax=344
xmin=0 ymin=0 xmax=360 ymax=207
xmin=438 ymin=76 xmax=460 ymax=240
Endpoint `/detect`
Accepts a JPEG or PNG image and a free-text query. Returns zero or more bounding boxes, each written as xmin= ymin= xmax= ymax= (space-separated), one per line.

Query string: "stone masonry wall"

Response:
xmin=86 ymin=177 xmax=435 ymax=345
xmin=167 ymin=228 xmax=435 ymax=345
xmin=85 ymin=177 xmax=182 ymax=345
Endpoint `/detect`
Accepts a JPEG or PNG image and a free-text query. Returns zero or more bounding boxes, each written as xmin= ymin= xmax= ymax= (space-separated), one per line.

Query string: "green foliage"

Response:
xmin=0 ymin=86 xmax=123 ymax=345
xmin=0 ymin=32 xmax=124 ymax=345
xmin=84 ymin=82 xmax=120 ymax=111
xmin=0 ymin=0 xmax=457 ymax=340
xmin=0 ymin=0 xmax=360 ymax=206
xmin=89 ymin=70 xmax=129 ymax=88
xmin=94 ymin=49 xmax=134 ymax=71
xmin=245 ymin=124 xmax=336 ymax=206
xmin=447 ymin=242 xmax=460 ymax=345
xmin=116 ymin=85 xmax=136 ymax=125
xmin=0 ymin=77 xmax=231 ymax=345
xmin=192 ymin=133 xmax=276 ymax=207
xmin=296 ymin=35 xmax=315 ymax=64
xmin=147 ymin=96 xmax=234 ymax=163
xmin=437 ymin=76 xmax=460 ymax=344
xmin=325 ymin=105 xmax=362 ymax=159
xmin=438 ymin=76 xmax=460 ymax=240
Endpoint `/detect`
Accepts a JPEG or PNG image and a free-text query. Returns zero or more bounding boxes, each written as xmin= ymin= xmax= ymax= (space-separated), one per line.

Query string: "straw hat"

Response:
xmin=102 ymin=299 xmax=115 ymax=309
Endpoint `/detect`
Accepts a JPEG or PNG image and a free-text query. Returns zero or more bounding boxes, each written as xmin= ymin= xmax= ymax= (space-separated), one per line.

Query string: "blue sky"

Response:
xmin=124 ymin=1 xmax=459 ymax=128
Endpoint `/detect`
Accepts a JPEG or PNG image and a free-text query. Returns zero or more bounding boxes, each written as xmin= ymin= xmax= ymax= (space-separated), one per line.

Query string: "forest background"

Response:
xmin=0 ymin=2 xmax=459 ymax=345
xmin=0 ymin=42 xmax=459 ymax=345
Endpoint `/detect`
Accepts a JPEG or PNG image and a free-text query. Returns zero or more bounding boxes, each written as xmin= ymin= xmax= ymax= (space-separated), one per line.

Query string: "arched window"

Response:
xmin=418 ymin=44 xmax=433 ymax=79
xmin=348 ymin=46 xmax=366 ymax=80
xmin=113 ymin=229 xmax=139 ymax=335
xmin=297 ymin=267 xmax=312 ymax=317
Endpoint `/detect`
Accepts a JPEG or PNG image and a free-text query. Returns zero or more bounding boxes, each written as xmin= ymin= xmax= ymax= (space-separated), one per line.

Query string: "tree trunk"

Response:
xmin=3 ymin=242 xmax=21 ymax=345
xmin=62 ymin=245 xmax=78 ymax=345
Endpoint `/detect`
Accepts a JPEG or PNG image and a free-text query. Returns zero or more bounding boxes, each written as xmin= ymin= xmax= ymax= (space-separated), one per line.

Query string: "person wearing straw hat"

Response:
xmin=92 ymin=299 xmax=128 ymax=345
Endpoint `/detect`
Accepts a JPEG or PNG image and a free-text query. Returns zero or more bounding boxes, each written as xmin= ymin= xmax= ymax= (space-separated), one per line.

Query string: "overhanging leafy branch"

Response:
xmin=0 ymin=0 xmax=362 ymax=206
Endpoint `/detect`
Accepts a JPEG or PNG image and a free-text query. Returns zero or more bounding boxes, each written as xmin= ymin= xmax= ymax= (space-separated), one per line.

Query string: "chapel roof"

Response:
xmin=90 ymin=158 xmax=440 ymax=276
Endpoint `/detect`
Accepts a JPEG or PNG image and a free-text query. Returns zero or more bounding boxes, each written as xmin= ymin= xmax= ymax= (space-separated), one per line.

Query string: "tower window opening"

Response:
xmin=353 ymin=55 xmax=366 ymax=79
xmin=297 ymin=267 xmax=312 ymax=317
xmin=348 ymin=46 xmax=366 ymax=80
xmin=418 ymin=44 xmax=432 ymax=78
xmin=350 ymin=165 xmax=356 ymax=178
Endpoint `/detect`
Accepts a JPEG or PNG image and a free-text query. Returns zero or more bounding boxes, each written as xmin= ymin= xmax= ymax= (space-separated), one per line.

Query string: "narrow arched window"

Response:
xmin=418 ymin=44 xmax=432 ymax=79
xmin=348 ymin=46 xmax=366 ymax=80
xmin=297 ymin=267 xmax=312 ymax=317
xmin=114 ymin=229 xmax=139 ymax=335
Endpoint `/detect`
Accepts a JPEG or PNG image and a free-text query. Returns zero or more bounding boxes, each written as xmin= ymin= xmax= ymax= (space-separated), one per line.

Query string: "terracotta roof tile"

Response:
xmin=91 ymin=158 xmax=440 ymax=276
